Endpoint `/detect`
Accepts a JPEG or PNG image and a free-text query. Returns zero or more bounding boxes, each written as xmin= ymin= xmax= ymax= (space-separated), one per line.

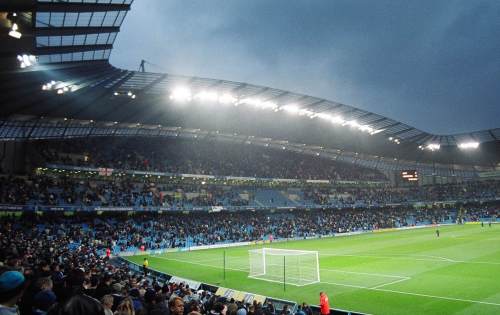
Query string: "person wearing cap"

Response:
xmin=0 ymin=270 xmax=26 ymax=315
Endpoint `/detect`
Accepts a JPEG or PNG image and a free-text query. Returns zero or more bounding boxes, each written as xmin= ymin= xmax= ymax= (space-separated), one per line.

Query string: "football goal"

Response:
xmin=248 ymin=248 xmax=320 ymax=286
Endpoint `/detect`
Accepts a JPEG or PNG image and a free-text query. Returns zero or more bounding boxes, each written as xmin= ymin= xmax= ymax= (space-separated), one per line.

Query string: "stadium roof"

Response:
xmin=1 ymin=0 xmax=499 ymax=169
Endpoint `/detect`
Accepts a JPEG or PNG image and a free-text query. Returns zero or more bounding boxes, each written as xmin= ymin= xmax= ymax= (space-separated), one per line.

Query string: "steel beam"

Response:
xmin=35 ymin=44 xmax=113 ymax=55
xmin=37 ymin=3 xmax=131 ymax=13
xmin=36 ymin=26 xmax=119 ymax=36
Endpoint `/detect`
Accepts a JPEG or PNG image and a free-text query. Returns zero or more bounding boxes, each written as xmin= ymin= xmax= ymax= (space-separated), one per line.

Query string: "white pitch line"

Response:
xmin=369 ymin=277 xmax=411 ymax=289
xmin=321 ymin=280 xmax=500 ymax=307
xmin=320 ymin=267 xmax=409 ymax=279
xmin=141 ymin=256 xmax=500 ymax=307
xmin=320 ymin=253 xmax=500 ymax=265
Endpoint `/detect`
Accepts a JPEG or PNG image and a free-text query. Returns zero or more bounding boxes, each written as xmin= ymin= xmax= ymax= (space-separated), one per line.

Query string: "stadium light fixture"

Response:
xmin=17 ymin=54 xmax=37 ymax=69
xmin=369 ymin=129 xmax=384 ymax=135
xmin=219 ymin=93 xmax=237 ymax=104
xmin=316 ymin=113 xmax=333 ymax=121
xmin=281 ymin=104 xmax=300 ymax=114
xmin=458 ymin=141 xmax=479 ymax=150
xmin=195 ymin=90 xmax=219 ymax=102
xmin=239 ymin=98 xmax=277 ymax=110
xmin=9 ymin=23 xmax=22 ymax=39
xmin=298 ymin=109 xmax=315 ymax=117
xmin=170 ymin=87 xmax=192 ymax=102
xmin=426 ymin=143 xmax=440 ymax=151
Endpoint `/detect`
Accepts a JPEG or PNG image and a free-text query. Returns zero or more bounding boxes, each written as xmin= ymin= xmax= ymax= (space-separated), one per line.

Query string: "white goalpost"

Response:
xmin=248 ymin=248 xmax=320 ymax=286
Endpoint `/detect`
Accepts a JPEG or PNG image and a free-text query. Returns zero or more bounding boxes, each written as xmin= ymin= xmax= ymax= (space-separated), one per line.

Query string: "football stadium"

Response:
xmin=1 ymin=1 xmax=500 ymax=315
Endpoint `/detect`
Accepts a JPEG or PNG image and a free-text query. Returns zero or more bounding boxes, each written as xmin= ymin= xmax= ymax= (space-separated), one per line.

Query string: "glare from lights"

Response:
xmin=131 ymin=94 xmax=136 ymax=99
xmin=370 ymin=129 xmax=384 ymax=135
xmin=57 ymin=89 xmax=64 ymax=95
xmin=127 ymin=91 xmax=132 ymax=96
xmin=170 ymin=87 xmax=192 ymax=102
xmin=331 ymin=116 xmax=345 ymax=124
xmin=458 ymin=142 xmax=479 ymax=150
xmin=195 ymin=91 xmax=218 ymax=102
xmin=316 ymin=113 xmax=332 ymax=120
xmin=114 ymin=92 xmax=119 ymax=96
xmin=9 ymin=23 xmax=21 ymax=39
xmin=240 ymin=98 xmax=277 ymax=110
xmin=281 ymin=104 xmax=300 ymax=114
xmin=426 ymin=143 xmax=441 ymax=151
xmin=17 ymin=54 xmax=37 ymax=69
xmin=219 ymin=93 xmax=237 ymax=104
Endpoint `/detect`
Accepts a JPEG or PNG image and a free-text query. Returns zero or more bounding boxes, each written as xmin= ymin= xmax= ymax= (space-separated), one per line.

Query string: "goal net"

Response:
xmin=248 ymin=248 xmax=320 ymax=286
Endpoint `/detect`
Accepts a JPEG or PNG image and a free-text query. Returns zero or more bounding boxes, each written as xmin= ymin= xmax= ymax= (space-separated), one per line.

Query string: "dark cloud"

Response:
xmin=111 ymin=0 xmax=500 ymax=134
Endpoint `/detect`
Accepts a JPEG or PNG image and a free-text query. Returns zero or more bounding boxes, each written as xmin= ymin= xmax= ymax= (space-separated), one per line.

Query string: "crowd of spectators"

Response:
xmin=34 ymin=138 xmax=386 ymax=182
xmin=1 ymin=175 xmax=499 ymax=210
xmin=1 ymin=212 xmax=304 ymax=315
xmin=0 ymin=204 xmax=498 ymax=315
xmin=302 ymin=180 xmax=500 ymax=206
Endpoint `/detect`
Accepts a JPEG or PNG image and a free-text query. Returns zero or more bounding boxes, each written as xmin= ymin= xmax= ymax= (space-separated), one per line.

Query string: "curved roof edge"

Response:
xmin=112 ymin=70 xmax=500 ymax=147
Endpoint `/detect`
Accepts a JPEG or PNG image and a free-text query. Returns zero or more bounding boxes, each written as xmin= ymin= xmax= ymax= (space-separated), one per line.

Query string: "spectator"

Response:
xmin=101 ymin=295 xmax=114 ymax=315
xmin=0 ymin=270 xmax=26 ymax=315
xmin=169 ymin=297 xmax=184 ymax=315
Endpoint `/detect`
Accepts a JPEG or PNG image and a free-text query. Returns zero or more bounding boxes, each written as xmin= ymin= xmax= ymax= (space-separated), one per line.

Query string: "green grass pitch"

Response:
xmin=126 ymin=224 xmax=500 ymax=315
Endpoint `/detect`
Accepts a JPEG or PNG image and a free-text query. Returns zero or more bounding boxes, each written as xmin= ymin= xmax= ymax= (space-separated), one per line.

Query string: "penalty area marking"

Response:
xmin=144 ymin=255 xmax=500 ymax=307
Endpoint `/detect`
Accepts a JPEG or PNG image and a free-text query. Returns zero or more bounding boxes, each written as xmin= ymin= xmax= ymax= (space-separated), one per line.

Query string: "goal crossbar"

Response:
xmin=248 ymin=248 xmax=320 ymax=286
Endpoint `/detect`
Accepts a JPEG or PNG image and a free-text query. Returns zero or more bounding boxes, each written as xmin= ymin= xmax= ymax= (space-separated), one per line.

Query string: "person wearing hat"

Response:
xmin=0 ymin=270 xmax=26 ymax=315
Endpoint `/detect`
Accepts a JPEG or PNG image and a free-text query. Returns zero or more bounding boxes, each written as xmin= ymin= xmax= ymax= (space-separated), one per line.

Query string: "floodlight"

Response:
xmin=426 ymin=143 xmax=440 ymax=151
xmin=344 ymin=120 xmax=360 ymax=127
xmin=316 ymin=113 xmax=332 ymax=120
xmin=458 ymin=142 xmax=479 ymax=150
xmin=282 ymin=104 xmax=300 ymax=114
xmin=298 ymin=109 xmax=314 ymax=117
xmin=260 ymin=101 xmax=278 ymax=110
xmin=370 ymin=129 xmax=383 ymax=135
xmin=331 ymin=116 xmax=345 ymax=124
xmin=170 ymin=86 xmax=192 ymax=102
xmin=219 ymin=93 xmax=237 ymax=104
xmin=9 ymin=23 xmax=21 ymax=39
xmin=195 ymin=90 xmax=218 ymax=102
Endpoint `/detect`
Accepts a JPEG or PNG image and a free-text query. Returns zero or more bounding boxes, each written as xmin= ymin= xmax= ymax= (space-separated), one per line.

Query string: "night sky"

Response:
xmin=111 ymin=0 xmax=500 ymax=135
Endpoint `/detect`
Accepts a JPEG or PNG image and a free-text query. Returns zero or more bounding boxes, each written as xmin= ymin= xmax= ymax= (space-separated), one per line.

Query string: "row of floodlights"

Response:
xmin=418 ymin=141 xmax=479 ymax=151
xmin=167 ymin=86 xmax=383 ymax=135
xmin=42 ymin=81 xmax=77 ymax=94
xmin=17 ymin=54 xmax=37 ymax=69
xmin=114 ymin=91 xmax=136 ymax=99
